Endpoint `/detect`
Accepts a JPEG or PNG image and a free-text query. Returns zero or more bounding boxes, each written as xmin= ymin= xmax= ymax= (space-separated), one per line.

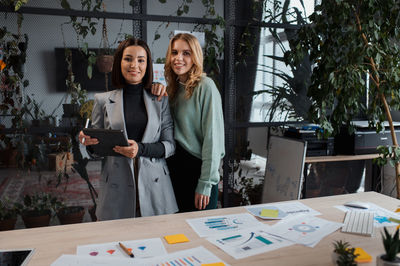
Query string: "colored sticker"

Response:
xmin=260 ymin=209 xmax=279 ymax=218
xmin=354 ymin=247 xmax=372 ymax=263
xmin=164 ymin=234 xmax=189 ymax=244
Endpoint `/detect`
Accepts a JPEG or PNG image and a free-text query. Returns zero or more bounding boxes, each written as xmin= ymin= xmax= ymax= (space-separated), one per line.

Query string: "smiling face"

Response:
xmin=121 ymin=45 xmax=147 ymax=85
xmin=170 ymin=39 xmax=194 ymax=83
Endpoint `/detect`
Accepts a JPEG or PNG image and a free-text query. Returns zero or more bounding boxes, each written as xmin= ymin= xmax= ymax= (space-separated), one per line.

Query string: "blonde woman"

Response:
xmin=153 ymin=33 xmax=225 ymax=212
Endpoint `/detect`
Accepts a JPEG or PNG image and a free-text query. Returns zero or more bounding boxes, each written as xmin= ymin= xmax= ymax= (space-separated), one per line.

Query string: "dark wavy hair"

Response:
xmin=111 ymin=38 xmax=153 ymax=89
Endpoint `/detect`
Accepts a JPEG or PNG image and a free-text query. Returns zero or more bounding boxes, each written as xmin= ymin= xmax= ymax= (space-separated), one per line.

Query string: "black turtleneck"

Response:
xmin=123 ymin=83 xmax=165 ymax=158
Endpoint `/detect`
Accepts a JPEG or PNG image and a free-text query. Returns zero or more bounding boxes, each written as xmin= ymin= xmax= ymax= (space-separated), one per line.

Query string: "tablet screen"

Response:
xmin=0 ymin=249 xmax=35 ymax=266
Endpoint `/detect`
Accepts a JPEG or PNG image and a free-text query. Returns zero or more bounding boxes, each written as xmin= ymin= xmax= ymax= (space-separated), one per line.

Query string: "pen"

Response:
xmin=82 ymin=118 xmax=90 ymax=144
xmin=119 ymin=242 xmax=134 ymax=258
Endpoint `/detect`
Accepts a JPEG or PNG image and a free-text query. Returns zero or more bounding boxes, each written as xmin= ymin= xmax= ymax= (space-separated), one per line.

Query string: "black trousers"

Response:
xmin=167 ymin=142 xmax=218 ymax=212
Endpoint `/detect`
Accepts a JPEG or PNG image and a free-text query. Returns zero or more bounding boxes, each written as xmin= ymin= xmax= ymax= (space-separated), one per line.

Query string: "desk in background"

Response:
xmin=304 ymin=154 xmax=380 ymax=198
xmin=0 ymin=191 xmax=397 ymax=266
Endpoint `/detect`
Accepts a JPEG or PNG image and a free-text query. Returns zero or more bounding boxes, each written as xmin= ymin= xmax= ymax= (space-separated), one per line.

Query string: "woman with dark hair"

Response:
xmin=153 ymin=33 xmax=225 ymax=212
xmin=79 ymin=38 xmax=178 ymax=220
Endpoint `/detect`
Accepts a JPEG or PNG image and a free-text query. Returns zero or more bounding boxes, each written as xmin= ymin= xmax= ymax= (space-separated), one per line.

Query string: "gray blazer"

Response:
xmin=91 ymin=88 xmax=178 ymax=220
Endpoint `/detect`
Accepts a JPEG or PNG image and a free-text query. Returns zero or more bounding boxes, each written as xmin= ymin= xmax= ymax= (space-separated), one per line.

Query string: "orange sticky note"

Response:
xmin=164 ymin=234 xmax=189 ymax=244
xmin=395 ymin=208 xmax=400 ymax=213
xmin=354 ymin=247 xmax=372 ymax=263
xmin=201 ymin=263 xmax=225 ymax=266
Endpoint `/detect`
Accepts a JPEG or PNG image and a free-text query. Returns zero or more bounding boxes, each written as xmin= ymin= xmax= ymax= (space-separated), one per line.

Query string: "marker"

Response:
xmin=119 ymin=242 xmax=134 ymax=258
xmin=82 ymin=118 xmax=90 ymax=144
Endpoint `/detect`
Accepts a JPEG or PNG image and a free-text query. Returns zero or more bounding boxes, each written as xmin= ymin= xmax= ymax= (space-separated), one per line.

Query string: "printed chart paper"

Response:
xmin=245 ymin=201 xmax=321 ymax=220
xmin=207 ymin=225 xmax=293 ymax=259
xmin=153 ymin=64 xmax=166 ymax=85
xmin=269 ymin=214 xmax=342 ymax=247
xmin=335 ymin=202 xmax=400 ymax=228
xmin=137 ymin=246 xmax=228 ymax=266
xmin=186 ymin=213 xmax=264 ymax=237
xmin=76 ymin=238 xmax=166 ymax=259
xmin=52 ymin=247 xmax=227 ymax=266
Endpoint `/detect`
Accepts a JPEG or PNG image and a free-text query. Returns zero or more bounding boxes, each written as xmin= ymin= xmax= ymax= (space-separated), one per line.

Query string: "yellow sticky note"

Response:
xmin=164 ymin=234 xmax=189 ymax=244
xmin=354 ymin=247 xmax=372 ymax=263
xmin=201 ymin=263 xmax=225 ymax=266
xmin=260 ymin=209 xmax=279 ymax=218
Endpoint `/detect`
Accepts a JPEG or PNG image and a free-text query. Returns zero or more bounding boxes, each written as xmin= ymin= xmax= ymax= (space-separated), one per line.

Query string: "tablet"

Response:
xmin=83 ymin=128 xmax=129 ymax=157
xmin=0 ymin=249 xmax=35 ymax=266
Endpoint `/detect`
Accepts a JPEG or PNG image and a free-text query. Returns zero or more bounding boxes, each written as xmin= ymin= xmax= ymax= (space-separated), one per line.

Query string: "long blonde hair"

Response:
xmin=164 ymin=33 xmax=204 ymax=101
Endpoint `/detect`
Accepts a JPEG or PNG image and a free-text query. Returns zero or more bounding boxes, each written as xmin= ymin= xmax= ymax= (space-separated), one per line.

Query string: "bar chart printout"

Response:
xmin=207 ymin=226 xmax=293 ymax=260
xmin=186 ymin=213 xmax=264 ymax=237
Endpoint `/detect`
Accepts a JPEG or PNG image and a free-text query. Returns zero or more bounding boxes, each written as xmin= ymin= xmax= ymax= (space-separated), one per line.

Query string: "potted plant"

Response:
xmin=285 ymin=1 xmax=400 ymax=197
xmin=0 ymin=197 xmax=19 ymax=231
xmin=57 ymin=204 xmax=85 ymax=225
xmin=332 ymin=240 xmax=358 ymax=266
xmin=17 ymin=192 xmax=63 ymax=228
xmin=377 ymin=227 xmax=400 ymax=266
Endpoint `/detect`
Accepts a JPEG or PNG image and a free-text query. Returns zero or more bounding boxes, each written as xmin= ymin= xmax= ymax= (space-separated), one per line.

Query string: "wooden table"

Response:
xmin=1 ymin=192 xmax=398 ymax=266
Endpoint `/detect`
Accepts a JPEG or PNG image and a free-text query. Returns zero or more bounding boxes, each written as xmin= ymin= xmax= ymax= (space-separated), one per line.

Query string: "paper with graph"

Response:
xmin=186 ymin=213 xmax=264 ymax=237
xmin=207 ymin=225 xmax=293 ymax=259
xmin=268 ymin=214 xmax=342 ymax=247
xmin=137 ymin=246 xmax=228 ymax=266
xmin=76 ymin=238 xmax=166 ymax=259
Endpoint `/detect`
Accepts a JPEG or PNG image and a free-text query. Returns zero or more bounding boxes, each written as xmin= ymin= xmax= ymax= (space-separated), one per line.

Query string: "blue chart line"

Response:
xmin=192 ymin=255 xmax=201 ymax=263
xmin=204 ymin=217 xmax=238 ymax=231
xmin=255 ymin=235 xmax=273 ymax=245
xmin=184 ymin=257 xmax=194 ymax=266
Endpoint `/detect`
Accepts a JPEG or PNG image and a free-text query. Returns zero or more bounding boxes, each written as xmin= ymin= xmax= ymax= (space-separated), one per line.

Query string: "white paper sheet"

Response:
xmin=335 ymin=202 xmax=400 ymax=228
xmin=137 ymin=246 xmax=229 ymax=265
xmin=186 ymin=213 xmax=265 ymax=237
xmin=207 ymin=225 xmax=293 ymax=259
xmin=51 ymin=255 xmax=135 ymax=266
xmin=245 ymin=201 xmax=321 ymax=220
xmin=76 ymin=238 xmax=166 ymax=259
xmin=52 ymin=246 xmax=227 ymax=266
xmin=268 ymin=214 xmax=343 ymax=247
xmin=153 ymin=64 xmax=166 ymax=85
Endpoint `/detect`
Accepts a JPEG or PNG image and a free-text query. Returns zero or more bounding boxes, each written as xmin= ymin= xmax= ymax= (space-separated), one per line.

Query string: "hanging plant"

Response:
xmin=95 ymin=2 xmax=113 ymax=91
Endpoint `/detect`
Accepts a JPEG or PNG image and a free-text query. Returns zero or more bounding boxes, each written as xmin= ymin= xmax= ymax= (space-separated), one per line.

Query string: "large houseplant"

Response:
xmin=286 ymin=1 xmax=400 ymax=197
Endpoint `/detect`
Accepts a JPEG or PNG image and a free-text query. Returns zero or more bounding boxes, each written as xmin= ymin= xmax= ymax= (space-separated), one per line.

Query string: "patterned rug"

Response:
xmin=0 ymin=167 xmax=100 ymax=208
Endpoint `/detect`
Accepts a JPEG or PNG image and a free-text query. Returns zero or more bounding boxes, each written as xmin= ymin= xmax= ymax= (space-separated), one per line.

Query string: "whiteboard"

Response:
xmin=261 ymin=136 xmax=307 ymax=203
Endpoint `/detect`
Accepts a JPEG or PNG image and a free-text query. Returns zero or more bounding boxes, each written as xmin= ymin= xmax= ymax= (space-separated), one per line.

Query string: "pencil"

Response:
xmin=119 ymin=242 xmax=134 ymax=258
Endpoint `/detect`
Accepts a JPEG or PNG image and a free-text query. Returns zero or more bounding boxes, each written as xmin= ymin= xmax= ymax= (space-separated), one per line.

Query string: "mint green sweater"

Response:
xmin=170 ymin=76 xmax=225 ymax=196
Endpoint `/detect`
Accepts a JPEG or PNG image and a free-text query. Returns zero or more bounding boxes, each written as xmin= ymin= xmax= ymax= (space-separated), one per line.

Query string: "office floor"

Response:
xmin=0 ymin=161 xmax=101 ymax=228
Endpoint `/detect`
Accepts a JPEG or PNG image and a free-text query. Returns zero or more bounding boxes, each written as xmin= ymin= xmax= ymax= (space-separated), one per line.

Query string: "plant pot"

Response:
xmin=31 ymin=119 xmax=40 ymax=127
xmin=57 ymin=206 xmax=85 ymax=225
xmin=0 ymin=147 xmax=18 ymax=168
xmin=377 ymin=255 xmax=400 ymax=266
xmin=0 ymin=217 xmax=17 ymax=231
xmin=96 ymin=55 xmax=113 ymax=73
xmin=21 ymin=210 xmax=51 ymax=228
